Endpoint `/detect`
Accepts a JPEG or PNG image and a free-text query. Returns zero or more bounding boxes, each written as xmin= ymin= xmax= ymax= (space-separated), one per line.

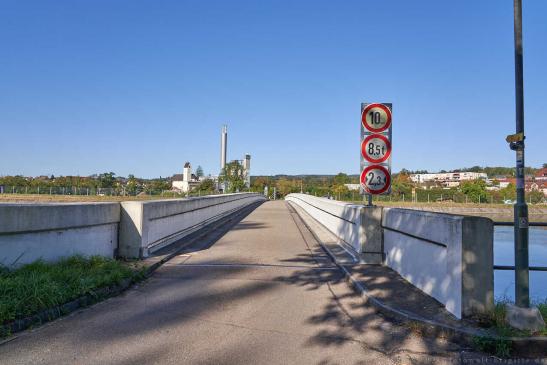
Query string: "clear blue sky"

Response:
xmin=1 ymin=0 xmax=545 ymax=178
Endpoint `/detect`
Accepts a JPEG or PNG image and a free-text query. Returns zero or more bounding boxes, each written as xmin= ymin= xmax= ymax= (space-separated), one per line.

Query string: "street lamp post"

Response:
xmin=512 ymin=0 xmax=530 ymax=308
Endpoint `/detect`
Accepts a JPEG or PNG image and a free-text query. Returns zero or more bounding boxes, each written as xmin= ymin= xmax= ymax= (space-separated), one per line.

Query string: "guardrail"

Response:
xmin=493 ymin=221 xmax=547 ymax=272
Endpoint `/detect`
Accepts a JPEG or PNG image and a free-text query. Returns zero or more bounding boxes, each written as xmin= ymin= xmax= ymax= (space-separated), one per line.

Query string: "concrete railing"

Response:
xmin=285 ymin=194 xmax=383 ymax=263
xmin=119 ymin=193 xmax=266 ymax=258
xmin=383 ymin=208 xmax=493 ymax=319
xmin=286 ymin=194 xmax=494 ymax=319
xmin=0 ymin=202 xmax=120 ymax=267
xmin=0 ymin=193 xmax=265 ymax=267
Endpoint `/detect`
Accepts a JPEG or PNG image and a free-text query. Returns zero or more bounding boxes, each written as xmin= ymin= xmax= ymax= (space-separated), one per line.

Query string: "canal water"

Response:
xmin=494 ymin=226 xmax=547 ymax=303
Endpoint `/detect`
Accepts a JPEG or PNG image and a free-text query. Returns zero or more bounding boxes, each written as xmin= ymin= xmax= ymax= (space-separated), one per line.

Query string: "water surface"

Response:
xmin=494 ymin=226 xmax=547 ymax=303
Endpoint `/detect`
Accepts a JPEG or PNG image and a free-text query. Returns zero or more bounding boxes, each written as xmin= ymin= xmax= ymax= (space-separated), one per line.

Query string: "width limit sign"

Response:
xmin=360 ymin=103 xmax=392 ymax=195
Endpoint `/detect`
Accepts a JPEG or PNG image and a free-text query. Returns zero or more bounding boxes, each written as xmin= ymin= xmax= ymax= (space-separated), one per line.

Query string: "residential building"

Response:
xmin=410 ymin=172 xmax=487 ymax=187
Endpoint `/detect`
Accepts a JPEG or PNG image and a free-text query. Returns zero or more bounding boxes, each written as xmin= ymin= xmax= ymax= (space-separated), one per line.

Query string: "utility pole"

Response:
xmin=511 ymin=0 xmax=530 ymax=308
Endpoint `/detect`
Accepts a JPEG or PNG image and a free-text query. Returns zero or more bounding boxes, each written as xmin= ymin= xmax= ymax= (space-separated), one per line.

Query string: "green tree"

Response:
xmin=251 ymin=176 xmax=270 ymax=193
xmin=275 ymin=178 xmax=298 ymax=197
xmin=333 ymin=173 xmax=349 ymax=185
xmin=126 ymin=174 xmax=138 ymax=195
xmin=148 ymin=178 xmax=170 ymax=193
xmin=461 ymin=179 xmax=487 ymax=203
xmin=527 ymin=190 xmax=545 ymax=204
xmin=499 ymin=183 xmax=517 ymax=201
xmin=197 ymin=178 xmax=215 ymax=192
xmin=220 ymin=161 xmax=246 ymax=193
xmin=98 ymin=172 xmax=116 ymax=188
xmin=196 ymin=165 xmax=204 ymax=178
xmin=332 ymin=184 xmax=349 ymax=200
xmin=390 ymin=172 xmax=413 ymax=199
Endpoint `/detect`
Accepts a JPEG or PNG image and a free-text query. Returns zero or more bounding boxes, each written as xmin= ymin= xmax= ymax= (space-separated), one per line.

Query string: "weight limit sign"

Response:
xmin=360 ymin=165 xmax=391 ymax=195
xmin=361 ymin=134 xmax=391 ymax=163
xmin=360 ymin=102 xmax=392 ymax=198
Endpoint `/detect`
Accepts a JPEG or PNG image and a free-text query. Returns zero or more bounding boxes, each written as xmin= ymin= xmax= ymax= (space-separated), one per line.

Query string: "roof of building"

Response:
xmin=184 ymin=162 xmax=191 ymax=168
xmin=536 ymin=168 xmax=547 ymax=178
xmin=172 ymin=174 xmax=184 ymax=181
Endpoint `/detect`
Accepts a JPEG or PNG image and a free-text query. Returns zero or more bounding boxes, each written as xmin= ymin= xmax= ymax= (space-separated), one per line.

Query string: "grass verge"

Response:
xmin=472 ymin=300 xmax=547 ymax=357
xmin=0 ymin=256 xmax=146 ymax=327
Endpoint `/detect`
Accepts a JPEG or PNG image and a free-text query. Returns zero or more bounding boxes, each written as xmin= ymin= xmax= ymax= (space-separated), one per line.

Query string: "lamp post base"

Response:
xmin=505 ymin=303 xmax=545 ymax=332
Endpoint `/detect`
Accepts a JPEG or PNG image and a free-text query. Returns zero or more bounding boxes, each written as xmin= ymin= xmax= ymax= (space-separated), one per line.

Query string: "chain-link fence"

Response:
xmin=313 ymin=189 xmax=546 ymax=205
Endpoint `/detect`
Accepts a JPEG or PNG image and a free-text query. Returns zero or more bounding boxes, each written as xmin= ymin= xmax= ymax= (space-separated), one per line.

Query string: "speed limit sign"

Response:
xmin=362 ymin=103 xmax=392 ymax=133
xmin=360 ymin=165 xmax=391 ymax=195
xmin=361 ymin=134 xmax=391 ymax=163
xmin=360 ymin=102 xmax=392 ymax=196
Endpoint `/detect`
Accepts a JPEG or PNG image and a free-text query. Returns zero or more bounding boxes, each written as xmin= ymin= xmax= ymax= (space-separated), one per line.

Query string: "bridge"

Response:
xmin=0 ymin=194 xmax=540 ymax=363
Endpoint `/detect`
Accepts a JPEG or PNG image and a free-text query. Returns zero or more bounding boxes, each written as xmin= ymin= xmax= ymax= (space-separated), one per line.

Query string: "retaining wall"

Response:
xmin=0 ymin=202 xmax=119 ymax=267
xmin=119 ymin=193 xmax=266 ymax=258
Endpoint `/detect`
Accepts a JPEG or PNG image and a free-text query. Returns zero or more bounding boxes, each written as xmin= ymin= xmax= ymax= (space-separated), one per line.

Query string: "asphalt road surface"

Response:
xmin=0 ymin=201 xmax=467 ymax=365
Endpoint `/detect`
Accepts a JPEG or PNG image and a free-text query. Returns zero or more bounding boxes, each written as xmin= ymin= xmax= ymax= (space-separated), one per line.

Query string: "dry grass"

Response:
xmin=0 ymin=194 xmax=182 ymax=203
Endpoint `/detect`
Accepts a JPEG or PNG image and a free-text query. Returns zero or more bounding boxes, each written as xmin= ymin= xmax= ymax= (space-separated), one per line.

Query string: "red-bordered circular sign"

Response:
xmin=361 ymin=103 xmax=392 ymax=133
xmin=361 ymin=134 xmax=391 ymax=163
xmin=360 ymin=165 xmax=391 ymax=195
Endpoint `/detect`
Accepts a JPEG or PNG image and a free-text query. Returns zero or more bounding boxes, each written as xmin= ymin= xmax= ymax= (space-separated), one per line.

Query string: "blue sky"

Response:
xmin=1 ymin=0 xmax=546 ymax=178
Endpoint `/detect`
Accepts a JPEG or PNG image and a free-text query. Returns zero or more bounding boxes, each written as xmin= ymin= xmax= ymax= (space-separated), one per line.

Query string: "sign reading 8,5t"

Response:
xmin=361 ymin=134 xmax=391 ymax=163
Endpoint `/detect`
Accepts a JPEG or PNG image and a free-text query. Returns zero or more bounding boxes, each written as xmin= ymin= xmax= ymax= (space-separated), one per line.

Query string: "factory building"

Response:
xmin=219 ymin=125 xmax=251 ymax=191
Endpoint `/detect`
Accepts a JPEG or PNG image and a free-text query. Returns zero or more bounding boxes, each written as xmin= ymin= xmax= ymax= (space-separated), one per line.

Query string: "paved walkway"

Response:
xmin=0 ymin=201 xmax=466 ymax=364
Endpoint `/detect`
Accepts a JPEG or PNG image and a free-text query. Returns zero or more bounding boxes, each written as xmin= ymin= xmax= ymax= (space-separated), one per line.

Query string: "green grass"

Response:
xmin=472 ymin=299 xmax=547 ymax=357
xmin=0 ymin=256 xmax=145 ymax=325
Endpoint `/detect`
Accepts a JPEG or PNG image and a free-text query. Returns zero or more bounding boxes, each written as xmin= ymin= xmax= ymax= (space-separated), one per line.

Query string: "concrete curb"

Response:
xmin=287 ymin=201 xmax=547 ymax=358
xmin=0 ymin=200 xmax=263 ymax=339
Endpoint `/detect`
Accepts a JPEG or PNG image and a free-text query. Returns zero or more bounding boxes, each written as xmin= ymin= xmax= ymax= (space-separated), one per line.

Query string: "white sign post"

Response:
xmin=360 ymin=103 xmax=392 ymax=205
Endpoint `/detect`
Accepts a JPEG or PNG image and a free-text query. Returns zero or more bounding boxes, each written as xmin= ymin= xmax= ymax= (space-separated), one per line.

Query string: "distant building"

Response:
xmin=410 ymin=172 xmax=487 ymax=187
xmin=536 ymin=168 xmax=547 ymax=181
xmin=172 ymin=162 xmax=200 ymax=193
xmin=344 ymin=184 xmax=361 ymax=191
xmin=242 ymin=154 xmax=251 ymax=188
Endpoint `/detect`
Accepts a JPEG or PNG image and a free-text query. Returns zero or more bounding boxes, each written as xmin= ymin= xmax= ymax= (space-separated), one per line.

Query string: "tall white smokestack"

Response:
xmin=220 ymin=125 xmax=227 ymax=171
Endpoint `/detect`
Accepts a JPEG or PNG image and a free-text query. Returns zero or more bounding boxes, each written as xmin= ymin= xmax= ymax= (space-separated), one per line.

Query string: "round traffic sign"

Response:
xmin=361 ymin=103 xmax=392 ymax=133
xmin=360 ymin=165 xmax=391 ymax=195
xmin=361 ymin=134 xmax=391 ymax=163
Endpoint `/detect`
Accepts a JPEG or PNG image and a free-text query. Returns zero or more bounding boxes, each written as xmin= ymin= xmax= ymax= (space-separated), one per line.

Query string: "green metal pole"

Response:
xmin=513 ymin=0 xmax=530 ymax=308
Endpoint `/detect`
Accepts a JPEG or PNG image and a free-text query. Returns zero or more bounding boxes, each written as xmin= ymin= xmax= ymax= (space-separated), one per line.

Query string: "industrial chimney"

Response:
xmin=220 ymin=125 xmax=228 ymax=171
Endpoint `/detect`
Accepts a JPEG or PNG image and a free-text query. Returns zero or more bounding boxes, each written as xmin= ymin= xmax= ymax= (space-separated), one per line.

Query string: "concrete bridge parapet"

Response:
xmin=119 ymin=193 xmax=266 ymax=258
xmin=285 ymin=193 xmax=494 ymax=319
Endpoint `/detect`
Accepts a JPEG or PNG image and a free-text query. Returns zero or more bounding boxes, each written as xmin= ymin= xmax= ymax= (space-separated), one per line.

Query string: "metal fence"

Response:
xmin=0 ymin=185 xmax=235 ymax=198
xmin=493 ymin=221 xmax=547 ymax=272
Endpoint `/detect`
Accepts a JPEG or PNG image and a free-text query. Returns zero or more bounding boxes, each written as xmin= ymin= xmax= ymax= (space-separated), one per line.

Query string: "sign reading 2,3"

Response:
xmin=360 ymin=165 xmax=391 ymax=195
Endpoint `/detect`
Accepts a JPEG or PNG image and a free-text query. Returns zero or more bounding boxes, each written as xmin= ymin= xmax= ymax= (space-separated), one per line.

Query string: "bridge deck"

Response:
xmin=0 ymin=201 xmax=464 ymax=364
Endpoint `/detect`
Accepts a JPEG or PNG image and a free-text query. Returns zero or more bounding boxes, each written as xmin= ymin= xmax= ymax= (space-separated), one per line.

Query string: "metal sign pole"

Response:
xmin=513 ymin=0 xmax=530 ymax=308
